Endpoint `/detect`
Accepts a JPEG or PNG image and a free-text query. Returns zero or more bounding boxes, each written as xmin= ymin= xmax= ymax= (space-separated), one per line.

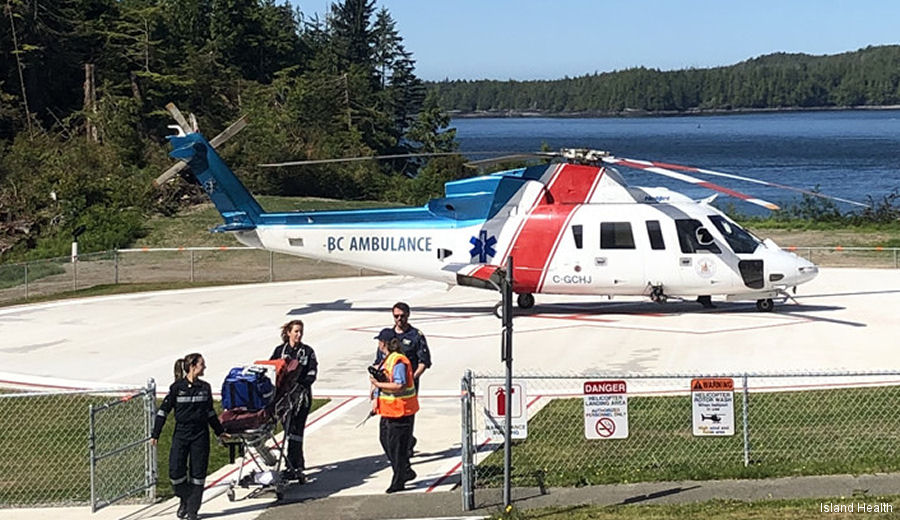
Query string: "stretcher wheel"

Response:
xmin=227 ymin=488 xmax=235 ymax=502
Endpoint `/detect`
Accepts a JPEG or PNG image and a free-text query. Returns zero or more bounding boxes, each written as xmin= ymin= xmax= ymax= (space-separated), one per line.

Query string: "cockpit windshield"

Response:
xmin=708 ymin=215 xmax=760 ymax=254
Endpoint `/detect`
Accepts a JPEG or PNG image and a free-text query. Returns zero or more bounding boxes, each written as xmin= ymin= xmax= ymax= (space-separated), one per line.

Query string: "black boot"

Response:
xmin=185 ymin=484 xmax=204 ymax=520
xmin=173 ymin=482 xmax=190 ymax=519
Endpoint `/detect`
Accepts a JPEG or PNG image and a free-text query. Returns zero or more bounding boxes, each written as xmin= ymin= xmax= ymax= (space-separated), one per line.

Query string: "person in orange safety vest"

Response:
xmin=369 ymin=333 xmax=419 ymax=493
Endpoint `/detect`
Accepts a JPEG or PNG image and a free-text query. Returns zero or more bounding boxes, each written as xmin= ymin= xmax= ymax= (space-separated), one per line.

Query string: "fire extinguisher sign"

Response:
xmin=483 ymin=382 xmax=528 ymax=439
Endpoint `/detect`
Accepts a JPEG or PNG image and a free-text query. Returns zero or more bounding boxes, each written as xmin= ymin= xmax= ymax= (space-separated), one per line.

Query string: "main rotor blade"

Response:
xmin=604 ymin=157 xmax=781 ymax=211
xmin=259 ymin=152 xmax=462 ymax=167
xmin=614 ymin=157 xmax=869 ymax=208
xmin=464 ymin=154 xmax=545 ymax=168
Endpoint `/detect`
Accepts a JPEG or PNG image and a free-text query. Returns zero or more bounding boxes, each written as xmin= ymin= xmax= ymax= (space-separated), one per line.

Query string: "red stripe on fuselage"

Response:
xmin=471 ymin=265 xmax=498 ymax=280
xmin=507 ymin=164 xmax=603 ymax=293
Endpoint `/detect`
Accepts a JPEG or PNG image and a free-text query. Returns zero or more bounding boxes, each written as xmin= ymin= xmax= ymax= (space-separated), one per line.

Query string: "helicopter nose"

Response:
xmin=791 ymin=256 xmax=819 ymax=285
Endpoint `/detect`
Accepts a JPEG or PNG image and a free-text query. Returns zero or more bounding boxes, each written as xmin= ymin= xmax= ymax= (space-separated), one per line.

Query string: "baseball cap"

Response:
xmin=374 ymin=328 xmax=394 ymax=342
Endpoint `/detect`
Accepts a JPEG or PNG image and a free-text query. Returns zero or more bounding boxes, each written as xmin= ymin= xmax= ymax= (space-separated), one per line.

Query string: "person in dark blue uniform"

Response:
xmin=372 ymin=302 xmax=431 ymax=456
xmin=151 ymin=353 xmax=227 ymax=520
xmin=270 ymin=319 xmax=318 ymax=480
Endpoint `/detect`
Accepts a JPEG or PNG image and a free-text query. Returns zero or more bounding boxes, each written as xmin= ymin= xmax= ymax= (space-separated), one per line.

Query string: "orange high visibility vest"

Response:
xmin=376 ymin=352 xmax=419 ymax=418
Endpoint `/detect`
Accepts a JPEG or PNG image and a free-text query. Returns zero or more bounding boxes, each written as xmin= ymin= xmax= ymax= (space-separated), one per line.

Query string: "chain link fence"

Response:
xmin=89 ymin=381 xmax=157 ymax=512
xmin=0 ymin=247 xmax=385 ymax=306
xmin=1 ymin=246 xmax=898 ymax=307
xmin=460 ymin=370 xmax=900 ymax=510
xmin=0 ymin=382 xmax=156 ymax=509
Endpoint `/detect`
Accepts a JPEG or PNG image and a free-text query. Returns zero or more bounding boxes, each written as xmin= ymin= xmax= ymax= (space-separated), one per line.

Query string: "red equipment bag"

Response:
xmin=219 ymin=407 xmax=270 ymax=433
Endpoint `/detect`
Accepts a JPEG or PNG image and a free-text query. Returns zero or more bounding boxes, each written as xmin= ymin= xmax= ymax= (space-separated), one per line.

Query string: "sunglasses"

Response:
xmin=393 ymin=313 xmax=407 ymax=318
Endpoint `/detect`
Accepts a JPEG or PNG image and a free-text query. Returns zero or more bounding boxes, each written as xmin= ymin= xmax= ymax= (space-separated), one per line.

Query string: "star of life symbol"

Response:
xmin=203 ymin=178 xmax=217 ymax=194
xmin=469 ymin=230 xmax=497 ymax=263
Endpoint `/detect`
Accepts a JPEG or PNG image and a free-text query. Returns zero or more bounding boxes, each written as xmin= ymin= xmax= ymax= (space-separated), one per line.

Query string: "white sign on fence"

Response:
xmin=583 ymin=380 xmax=628 ymax=439
xmin=483 ymin=382 xmax=528 ymax=439
xmin=691 ymin=378 xmax=735 ymax=436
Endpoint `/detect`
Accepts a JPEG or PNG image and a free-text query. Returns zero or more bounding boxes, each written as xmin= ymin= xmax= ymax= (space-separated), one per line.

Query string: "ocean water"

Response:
xmin=452 ymin=110 xmax=900 ymax=214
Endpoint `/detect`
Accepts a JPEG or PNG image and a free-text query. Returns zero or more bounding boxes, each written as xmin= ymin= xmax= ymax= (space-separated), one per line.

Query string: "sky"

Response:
xmin=297 ymin=0 xmax=900 ymax=81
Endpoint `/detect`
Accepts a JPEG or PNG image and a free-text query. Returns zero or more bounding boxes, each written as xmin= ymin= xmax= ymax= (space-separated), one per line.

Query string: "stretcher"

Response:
xmin=219 ymin=359 xmax=308 ymax=502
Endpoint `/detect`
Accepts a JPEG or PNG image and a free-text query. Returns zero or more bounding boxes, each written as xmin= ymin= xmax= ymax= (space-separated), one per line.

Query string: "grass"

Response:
xmin=490 ymin=496 xmax=900 ymax=520
xmin=0 ymin=391 xmax=327 ymax=505
xmin=0 ymin=390 xmax=140 ymax=506
xmin=477 ymin=386 xmax=900 ymax=488
xmin=0 ymin=261 xmax=65 ymax=290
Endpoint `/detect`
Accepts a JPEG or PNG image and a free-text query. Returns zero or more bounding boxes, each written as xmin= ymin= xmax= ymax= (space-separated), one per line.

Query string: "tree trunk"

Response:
xmin=83 ymin=63 xmax=98 ymax=142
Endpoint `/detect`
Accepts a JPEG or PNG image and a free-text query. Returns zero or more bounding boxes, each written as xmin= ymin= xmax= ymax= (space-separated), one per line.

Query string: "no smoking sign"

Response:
xmin=583 ymin=380 xmax=629 ymax=439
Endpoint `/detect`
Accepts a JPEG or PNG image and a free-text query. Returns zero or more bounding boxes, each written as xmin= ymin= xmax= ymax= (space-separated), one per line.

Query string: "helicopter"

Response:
xmin=156 ymin=105 xmax=863 ymax=313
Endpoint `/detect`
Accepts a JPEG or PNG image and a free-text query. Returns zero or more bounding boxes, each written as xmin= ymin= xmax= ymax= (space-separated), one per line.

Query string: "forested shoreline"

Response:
xmin=2 ymin=1 xmax=899 ymax=265
xmin=430 ymin=46 xmax=900 ymax=115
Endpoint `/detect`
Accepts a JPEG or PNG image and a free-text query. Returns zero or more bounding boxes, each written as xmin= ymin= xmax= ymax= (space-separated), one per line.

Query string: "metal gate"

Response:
xmin=89 ymin=380 xmax=157 ymax=512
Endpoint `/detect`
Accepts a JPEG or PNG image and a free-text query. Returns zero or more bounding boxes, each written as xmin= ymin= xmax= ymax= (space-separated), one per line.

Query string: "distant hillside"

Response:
xmin=428 ymin=45 xmax=900 ymax=115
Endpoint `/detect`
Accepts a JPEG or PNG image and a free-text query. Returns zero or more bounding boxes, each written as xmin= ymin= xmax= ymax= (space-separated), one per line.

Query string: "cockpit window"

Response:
xmin=675 ymin=219 xmax=721 ymax=254
xmin=708 ymin=215 xmax=760 ymax=254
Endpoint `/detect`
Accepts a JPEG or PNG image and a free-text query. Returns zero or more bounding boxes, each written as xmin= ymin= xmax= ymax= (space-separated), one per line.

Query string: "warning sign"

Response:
xmin=691 ymin=378 xmax=735 ymax=436
xmin=583 ymin=380 xmax=628 ymax=439
xmin=483 ymin=382 xmax=528 ymax=439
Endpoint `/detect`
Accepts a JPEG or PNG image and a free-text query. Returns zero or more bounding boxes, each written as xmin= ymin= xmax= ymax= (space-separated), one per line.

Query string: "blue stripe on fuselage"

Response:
xmin=258 ymin=207 xmax=484 ymax=229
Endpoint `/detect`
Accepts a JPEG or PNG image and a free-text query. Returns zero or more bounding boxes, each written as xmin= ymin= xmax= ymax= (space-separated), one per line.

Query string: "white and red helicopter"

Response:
xmin=157 ymin=106 xmax=864 ymax=312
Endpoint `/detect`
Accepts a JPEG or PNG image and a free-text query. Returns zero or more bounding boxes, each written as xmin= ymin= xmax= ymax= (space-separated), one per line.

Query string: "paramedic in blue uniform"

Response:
xmin=270 ymin=319 xmax=318 ymax=480
xmin=151 ymin=353 xmax=227 ymax=520
xmin=372 ymin=302 xmax=430 ymax=455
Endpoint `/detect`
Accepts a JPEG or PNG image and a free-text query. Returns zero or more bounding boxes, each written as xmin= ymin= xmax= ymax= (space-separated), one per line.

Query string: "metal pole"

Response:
xmin=146 ymin=378 xmax=157 ymax=501
xmin=24 ymin=263 xmax=28 ymax=300
xmin=89 ymin=403 xmax=97 ymax=512
xmin=189 ymin=250 xmax=194 ymax=283
xmin=114 ymin=249 xmax=119 ymax=284
xmin=502 ymin=257 xmax=514 ymax=508
xmin=894 ymin=248 xmax=898 ymax=269
xmin=461 ymin=370 xmax=475 ymax=511
xmin=73 ymin=257 xmax=78 ymax=291
xmin=742 ymin=374 xmax=750 ymax=467
xmin=269 ymin=251 xmax=274 ymax=282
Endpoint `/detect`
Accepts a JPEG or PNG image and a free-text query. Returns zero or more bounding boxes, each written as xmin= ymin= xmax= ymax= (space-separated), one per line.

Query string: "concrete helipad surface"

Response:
xmin=1 ymin=267 xmax=899 ymax=519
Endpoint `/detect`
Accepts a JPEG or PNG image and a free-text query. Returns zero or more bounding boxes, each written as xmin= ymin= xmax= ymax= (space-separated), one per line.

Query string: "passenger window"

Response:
xmin=646 ymin=220 xmax=665 ymax=250
xmin=600 ymin=222 xmax=635 ymax=249
xmin=571 ymin=225 xmax=583 ymax=249
xmin=675 ymin=219 xmax=721 ymax=254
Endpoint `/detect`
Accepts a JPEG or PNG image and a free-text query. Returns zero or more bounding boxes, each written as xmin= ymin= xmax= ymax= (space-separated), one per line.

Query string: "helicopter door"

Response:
xmin=674 ymin=219 xmax=723 ymax=288
xmin=593 ymin=221 xmax=644 ymax=292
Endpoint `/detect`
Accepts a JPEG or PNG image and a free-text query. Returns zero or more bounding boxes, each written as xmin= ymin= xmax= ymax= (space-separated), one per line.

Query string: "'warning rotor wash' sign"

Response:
xmin=691 ymin=378 xmax=735 ymax=436
xmin=583 ymin=380 xmax=628 ymax=439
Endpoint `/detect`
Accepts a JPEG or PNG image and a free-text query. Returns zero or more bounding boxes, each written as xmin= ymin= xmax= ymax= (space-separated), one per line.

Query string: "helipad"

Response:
xmin=1 ymin=267 xmax=898 ymax=519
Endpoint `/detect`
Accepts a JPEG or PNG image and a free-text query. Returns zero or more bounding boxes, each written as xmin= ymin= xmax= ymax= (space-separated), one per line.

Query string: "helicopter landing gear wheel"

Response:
xmin=517 ymin=293 xmax=535 ymax=309
xmin=226 ymin=487 xmax=235 ymax=502
xmin=756 ymin=298 xmax=774 ymax=312
xmin=649 ymin=285 xmax=667 ymax=304
xmin=697 ymin=295 xmax=715 ymax=309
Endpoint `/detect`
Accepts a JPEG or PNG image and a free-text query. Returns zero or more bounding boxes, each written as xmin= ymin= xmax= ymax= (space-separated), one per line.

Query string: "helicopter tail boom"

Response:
xmin=168 ymin=132 xmax=264 ymax=232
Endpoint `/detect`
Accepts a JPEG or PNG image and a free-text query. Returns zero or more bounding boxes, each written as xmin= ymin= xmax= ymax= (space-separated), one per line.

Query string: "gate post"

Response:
xmin=461 ymin=370 xmax=475 ymax=511
xmin=742 ymin=374 xmax=750 ymax=467
xmin=146 ymin=378 xmax=157 ymax=501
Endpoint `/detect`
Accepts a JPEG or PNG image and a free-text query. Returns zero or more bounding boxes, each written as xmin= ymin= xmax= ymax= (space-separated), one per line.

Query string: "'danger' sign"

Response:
xmin=583 ymin=380 xmax=628 ymax=439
